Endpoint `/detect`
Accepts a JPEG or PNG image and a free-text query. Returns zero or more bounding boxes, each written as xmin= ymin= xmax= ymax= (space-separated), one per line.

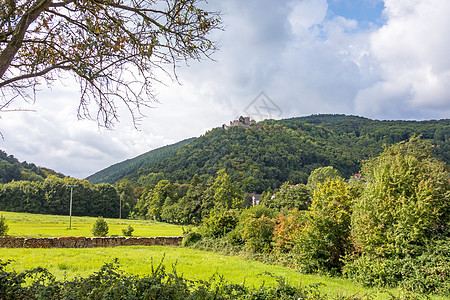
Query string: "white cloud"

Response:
xmin=288 ymin=0 xmax=328 ymax=34
xmin=355 ymin=0 xmax=450 ymax=118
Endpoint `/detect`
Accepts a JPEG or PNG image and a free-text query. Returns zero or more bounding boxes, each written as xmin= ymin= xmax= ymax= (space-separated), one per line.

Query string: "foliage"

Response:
xmin=0 ymin=176 xmax=120 ymax=218
xmin=0 ymin=214 xmax=8 ymax=236
xmin=122 ymin=225 xmax=134 ymax=237
xmin=307 ymin=166 xmax=343 ymax=189
xmin=182 ymin=231 xmax=203 ymax=247
xmin=343 ymin=238 xmax=450 ymax=296
xmin=0 ymin=150 xmax=64 ymax=183
xmin=125 ymin=115 xmax=449 ymax=192
xmin=91 ymin=217 xmax=109 ymax=237
xmin=0 ymin=0 xmax=221 ymax=128
xmin=87 ymin=138 xmax=196 ymax=184
xmin=351 ymin=137 xmax=450 ymax=257
xmin=201 ymin=209 xmax=240 ymax=238
xmin=293 ymin=179 xmax=355 ymax=274
xmin=346 ymin=137 xmax=450 ymax=294
xmin=238 ymin=206 xmax=276 ymax=253
xmin=262 ymin=182 xmax=312 ymax=212
xmin=273 ymin=209 xmax=307 ymax=253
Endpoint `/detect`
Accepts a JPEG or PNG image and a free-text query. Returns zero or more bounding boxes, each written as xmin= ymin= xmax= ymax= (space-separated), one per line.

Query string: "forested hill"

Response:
xmin=120 ymin=115 xmax=449 ymax=193
xmin=0 ymin=150 xmax=65 ymax=183
xmin=86 ymin=137 xmax=196 ymax=184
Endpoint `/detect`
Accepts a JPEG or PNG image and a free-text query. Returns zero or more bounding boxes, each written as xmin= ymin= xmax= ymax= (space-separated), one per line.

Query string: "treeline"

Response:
xmin=0 ymin=176 xmax=124 ymax=218
xmin=122 ymin=115 xmax=449 ymax=193
xmin=184 ymin=138 xmax=450 ymax=296
xmin=0 ymin=150 xmax=65 ymax=183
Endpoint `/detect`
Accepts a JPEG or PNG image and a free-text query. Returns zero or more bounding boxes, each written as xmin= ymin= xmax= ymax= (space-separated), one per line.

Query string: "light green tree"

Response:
xmin=351 ymin=137 xmax=450 ymax=257
xmin=307 ymin=166 xmax=342 ymax=189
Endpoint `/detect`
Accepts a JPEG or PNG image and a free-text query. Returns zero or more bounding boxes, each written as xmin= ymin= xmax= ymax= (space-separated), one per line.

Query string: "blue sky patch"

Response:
xmin=327 ymin=0 xmax=385 ymax=28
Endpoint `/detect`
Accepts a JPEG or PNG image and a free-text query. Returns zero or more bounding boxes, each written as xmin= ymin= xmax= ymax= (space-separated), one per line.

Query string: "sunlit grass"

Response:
xmin=0 ymin=246 xmax=431 ymax=299
xmin=0 ymin=211 xmax=185 ymax=237
xmin=1 ymin=211 xmax=447 ymax=299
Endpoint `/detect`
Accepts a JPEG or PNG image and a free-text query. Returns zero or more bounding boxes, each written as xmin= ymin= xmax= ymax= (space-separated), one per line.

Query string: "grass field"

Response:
xmin=1 ymin=211 xmax=448 ymax=299
xmin=0 ymin=246 xmax=427 ymax=299
xmin=0 ymin=211 xmax=185 ymax=237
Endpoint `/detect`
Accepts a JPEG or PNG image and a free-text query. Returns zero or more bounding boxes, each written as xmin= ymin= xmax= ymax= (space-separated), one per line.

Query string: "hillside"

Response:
xmin=120 ymin=115 xmax=449 ymax=192
xmin=0 ymin=150 xmax=65 ymax=183
xmin=86 ymin=137 xmax=196 ymax=184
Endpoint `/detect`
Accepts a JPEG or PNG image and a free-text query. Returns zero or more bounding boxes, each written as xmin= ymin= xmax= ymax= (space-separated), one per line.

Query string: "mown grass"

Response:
xmin=0 ymin=211 xmax=184 ymax=237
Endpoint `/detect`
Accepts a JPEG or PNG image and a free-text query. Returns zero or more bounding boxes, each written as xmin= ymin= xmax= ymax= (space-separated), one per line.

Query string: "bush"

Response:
xmin=347 ymin=138 xmax=450 ymax=295
xmin=238 ymin=206 xmax=276 ymax=253
xmin=291 ymin=179 xmax=354 ymax=274
xmin=351 ymin=138 xmax=450 ymax=257
xmin=344 ymin=238 xmax=450 ymax=296
xmin=200 ymin=209 xmax=239 ymax=238
xmin=273 ymin=209 xmax=306 ymax=253
xmin=0 ymin=215 xmax=8 ymax=236
xmin=122 ymin=225 xmax=134 ymax=237
xmin=91 ymin=217 xmax=109 ymax=237
xmin=182 ymin=231 xmax=203 ymax=247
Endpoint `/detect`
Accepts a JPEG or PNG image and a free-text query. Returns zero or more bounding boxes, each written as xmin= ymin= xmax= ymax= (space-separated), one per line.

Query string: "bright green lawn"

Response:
xmin=0 ymin=211 xmax=184 ymax=237
xmin=0 ymin=246 xmax=424 ymax=299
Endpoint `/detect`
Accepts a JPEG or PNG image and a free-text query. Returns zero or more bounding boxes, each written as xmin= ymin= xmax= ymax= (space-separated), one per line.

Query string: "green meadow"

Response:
xmin=0 ymin=211 xmax=184 ymax=237
xmin=1 ymin=211 xmax=448 ymax=299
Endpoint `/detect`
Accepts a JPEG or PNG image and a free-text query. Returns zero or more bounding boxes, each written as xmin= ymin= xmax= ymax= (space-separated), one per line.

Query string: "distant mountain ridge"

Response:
xmin=85 ymin=114 xmax=449 ymax=191
xmin=86 ymin=137 xmax=196 ymax=184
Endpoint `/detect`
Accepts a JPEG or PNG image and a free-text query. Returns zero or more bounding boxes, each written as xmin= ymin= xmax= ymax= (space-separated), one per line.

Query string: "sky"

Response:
xmin=1 ymin=0 xmax=449 ymax=179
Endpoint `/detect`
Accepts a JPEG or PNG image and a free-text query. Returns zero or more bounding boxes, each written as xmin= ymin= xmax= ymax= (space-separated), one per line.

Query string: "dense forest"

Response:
xmin=117 ymin=115 xmax=450 ymax=193
xmin=0 ymin=151 xmax=65 ymax=183
xmin=86 ymin=137 xmax=196 ymax=184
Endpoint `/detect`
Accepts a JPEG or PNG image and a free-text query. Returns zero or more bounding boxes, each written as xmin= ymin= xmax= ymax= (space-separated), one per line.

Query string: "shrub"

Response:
xmin=91 ymin=217 xmax=109 ymax=237
xmin=182 ymin=231 xmax=203 ymax=247
xmin=200 ymin=209 xmax=239 ymax=238
xmin=0 ymin=215 xmax=8 ymax=236
xmin=351 ymin=138 xmax=450 ymax=257
xmin=122 ymin=225 xmax=134 ymax=237
xmin=293 ymin=179 xmax=355 ymax=274
xmin=347 ymin=137 xmax=450 ymax=294
xmin=237 ymin=206 xmax=277 ymax=253
xmin=344 ymin=238 xmax=450 ymax=296
xmin=273 ymin=209 xmax=306 ymax=253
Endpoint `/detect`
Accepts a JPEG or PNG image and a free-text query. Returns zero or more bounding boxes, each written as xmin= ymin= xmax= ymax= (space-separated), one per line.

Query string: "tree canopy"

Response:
xmin=0 ymin=0 xmax=221 ymax=127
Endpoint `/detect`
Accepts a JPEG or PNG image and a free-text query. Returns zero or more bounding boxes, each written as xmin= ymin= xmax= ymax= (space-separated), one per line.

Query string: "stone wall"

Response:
xmin=0 ymin=236 xmax=183 ymax=248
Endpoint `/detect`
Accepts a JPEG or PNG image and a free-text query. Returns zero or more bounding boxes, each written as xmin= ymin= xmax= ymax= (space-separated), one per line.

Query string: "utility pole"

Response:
xmin=66 ymin=185 xmax=77 ymax=229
